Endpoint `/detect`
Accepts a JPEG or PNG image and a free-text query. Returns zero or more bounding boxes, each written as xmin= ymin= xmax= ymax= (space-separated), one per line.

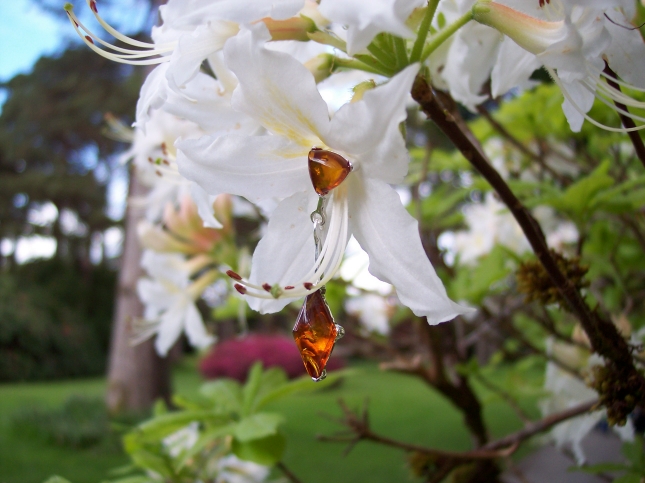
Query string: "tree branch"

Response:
xmin=276 ymin=461 xmax=305 ymax=483
xmin=603 ymin=64 xmax=645 ymax=170
xmin=410 ymin=76 xmax=645 ymax=411
xmin=318 ymin=398 xmax=598 ymax=461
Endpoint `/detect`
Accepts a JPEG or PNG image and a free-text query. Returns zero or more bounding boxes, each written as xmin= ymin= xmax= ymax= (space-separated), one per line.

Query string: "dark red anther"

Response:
xmin=285 ymin=286 xmax=295 ymax=290
xmin=90 ymin=0 xmax=98 ymax=13
xmin=262 ymin=283 xmax=272 ymax=292
xmin=226 ymin=270 xmax=242 ymax=280
xmin=538 ymin=0 xmax=550 ymax=6
xmin=234 ymin=283 xmax=247 ymax=294
xmin=304 ymin=282 xmax=314 ymax=290
xmin=85 ymin=36 xmax=94 ymax=44
xmin=161 ymin=142 xmax=168 ymax=155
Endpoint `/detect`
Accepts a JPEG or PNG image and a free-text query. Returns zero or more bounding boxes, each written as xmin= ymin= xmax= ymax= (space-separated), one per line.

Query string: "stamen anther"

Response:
xmin=226 ymin=270 xmax=243 ymax=280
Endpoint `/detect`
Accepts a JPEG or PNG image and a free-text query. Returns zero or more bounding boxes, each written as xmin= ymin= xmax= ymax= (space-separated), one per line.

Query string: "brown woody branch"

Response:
xmin=410 ymin=76 xmax=645 ymax=407
xmin=603 ymin=65 xmax=645 ymax=169
xmin=318 ymin=398 xmax=597 ymax=460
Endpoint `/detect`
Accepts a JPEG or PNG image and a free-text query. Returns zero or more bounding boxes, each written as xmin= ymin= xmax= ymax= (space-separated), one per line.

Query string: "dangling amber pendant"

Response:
xmin=308 ymin=148 xmax=352 ymax=196
xmin=293 ymin=289 xmax=341 ymax=381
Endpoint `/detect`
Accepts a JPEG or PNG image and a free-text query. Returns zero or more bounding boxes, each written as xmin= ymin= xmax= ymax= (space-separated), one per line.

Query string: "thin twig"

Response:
xmin=484 ymin=399 xmax=598 ymax=450
xmin=276 ymin=461 xmax=305 ymax=483
xmin=319 ymin=398 xmax=598 ymax=462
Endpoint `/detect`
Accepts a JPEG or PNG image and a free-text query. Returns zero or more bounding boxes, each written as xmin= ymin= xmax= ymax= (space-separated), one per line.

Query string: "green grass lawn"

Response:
xmin=0 ymin=360 xmax=542 ymax=483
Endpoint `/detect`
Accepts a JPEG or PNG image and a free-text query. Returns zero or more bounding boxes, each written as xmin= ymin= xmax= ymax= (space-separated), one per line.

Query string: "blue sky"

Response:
xmin=0 ymin=0 xmax=149 ymax=82
xmin=0 ymin=0 xmax=64 ymax=81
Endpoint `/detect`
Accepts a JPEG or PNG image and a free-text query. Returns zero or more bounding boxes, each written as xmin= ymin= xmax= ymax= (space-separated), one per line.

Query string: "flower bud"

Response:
xmin=472 ymin=1 xmax=566 ymax=56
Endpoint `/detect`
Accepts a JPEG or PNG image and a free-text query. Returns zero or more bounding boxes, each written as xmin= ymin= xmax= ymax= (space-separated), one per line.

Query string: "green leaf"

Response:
xmin=152 ymin=399 xmax=169 ymax=417
xmin=622 ymin=438 xmax=645 ymax=468
xmin=451 ymin=245 xmax=515 ymax=303
xmin=254 ymin=369 xmax=352 ymax=411
xmin=130 ymin=410 xmax=226 ymax=442
xmin=539 ymin=160 xmax=614 ymax=221
xmin=200 ymin=379 xmax=243 ymax=413
xmin=241 ymin=362 xmax=264 ymax=417
xmin=232 ymin=413 xmax=284 ymax=442
xmin=232 ymin=432 xmax=286 ymax=466
xmin=613 ymin=475 xmax=642 ymax=483
xmin=105 ymin=477 xmax=154 ymax=483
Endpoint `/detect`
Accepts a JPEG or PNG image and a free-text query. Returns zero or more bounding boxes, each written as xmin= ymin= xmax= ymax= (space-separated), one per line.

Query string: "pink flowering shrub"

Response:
xmin=199 ymin=334 xmax=345 ymax=381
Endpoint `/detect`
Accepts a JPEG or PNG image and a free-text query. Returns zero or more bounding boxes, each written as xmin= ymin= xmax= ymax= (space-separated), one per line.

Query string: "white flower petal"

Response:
xmin=184 ymin=301 xmax=215 ymax=349
xmin=160 ymin=0 xmax=304 ymax=29
xmin=167 ymin=21 xmax=239 ymax=90
xmin=326 ymin=64 xmax=419 ymax=184
xmin=347 ymin=176 xmax=473 ymax=324
xmin=442 ymin=23 xmax=502 ymax=111
xmin=491 ymin=37 xmax=541 ymax=98
xmin=162 ymin=72 xmax=254 ymax=135
xmin=177 ymin=134 xmax=310 ymax=202
xmin=319 ymin=0 xmax=424 ymax=55
xmin=224 ymin=24 xmax=330 ymax=146
xmin=247 ymin=191 xmax=319 ymax=313
xmin=190 ymin=182 xmax=223 ymax=229
xmin=155 ymin=298 xmax=188 ymax=356
xmin=136 ymin=64 xmax=171 ymax=130
xmin=604 ymin=18 xmax=645 ymax=89
xmin=137 ymin=278 xmax=172 ymax=318
xmin=561 ymin=79 xmax=595 ymax=132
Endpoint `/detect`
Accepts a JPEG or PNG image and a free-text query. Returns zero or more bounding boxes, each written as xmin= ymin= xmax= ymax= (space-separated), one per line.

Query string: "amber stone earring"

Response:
xmin=292 ymin=148 xmax=350 ymax=381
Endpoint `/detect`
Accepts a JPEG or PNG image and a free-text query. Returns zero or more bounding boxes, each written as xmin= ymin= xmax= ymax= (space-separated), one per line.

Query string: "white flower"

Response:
xmin=65 ymin=0 xmax=306 ymax=126
xmin=445 ymin=192 xmax=529 ymax=265
xmin=441 ymin=193 xmax=578 ymax=265
xmin=346 ymin=293 xmax=393 ymax=335
xmin=136 ymin=250 xmax=215 ymax=356
xmin=163 ymin=422 xmax=200 ymax=458
xmin=177 ymin=24 xmax=471 ymax=324
xmin=541 ymin=339 xmax=634 ymax=464
xmin=473 ymin=0 xmax=645 ymax=132
xmin=121 ymin=108 xmax=226 ymax=229
xmin=216 ymin=455 xmax=270 ymax=483
xmin=318 ymin=0 xmax=425 ymax=55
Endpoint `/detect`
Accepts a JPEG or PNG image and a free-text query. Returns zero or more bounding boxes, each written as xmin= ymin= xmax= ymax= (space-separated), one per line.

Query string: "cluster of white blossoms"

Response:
xmin=66 ymin=0 xmax=645 ymax=354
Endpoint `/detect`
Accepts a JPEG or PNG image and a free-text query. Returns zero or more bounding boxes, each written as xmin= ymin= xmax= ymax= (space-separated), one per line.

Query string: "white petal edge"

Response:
xmin=347 ymin=175 xmax=474 ymax=324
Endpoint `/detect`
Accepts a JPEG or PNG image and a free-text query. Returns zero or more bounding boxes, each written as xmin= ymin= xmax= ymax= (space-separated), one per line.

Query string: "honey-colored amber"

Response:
xmin=308 ymin=148 xmax=351 ymax=196
xmin=292 ymin=289 xmax=338 ymax=380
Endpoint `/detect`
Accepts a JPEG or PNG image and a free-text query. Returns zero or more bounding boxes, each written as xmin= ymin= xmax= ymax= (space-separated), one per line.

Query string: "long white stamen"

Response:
xmin=84 ymin=0 xmax=167 ymax=49
xmin=547 ymin=67 xmax=645 ymax=132
xmin=592 ymin=79 xmax=645 ymax=110
xmin=65 ymin=5 xmax=174 ymax=65
xmin=228 ymin=186 xmax=350 ymax=300
xmin=597 ymin=70 xmax=645 ymax=94
xmin=579 ymin=79 xmax=645 ymax=124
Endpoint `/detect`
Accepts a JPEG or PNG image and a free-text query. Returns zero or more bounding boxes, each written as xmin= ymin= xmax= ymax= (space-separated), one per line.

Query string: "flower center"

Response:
xmin=226 ymin=148 xmax=352 ymax=301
